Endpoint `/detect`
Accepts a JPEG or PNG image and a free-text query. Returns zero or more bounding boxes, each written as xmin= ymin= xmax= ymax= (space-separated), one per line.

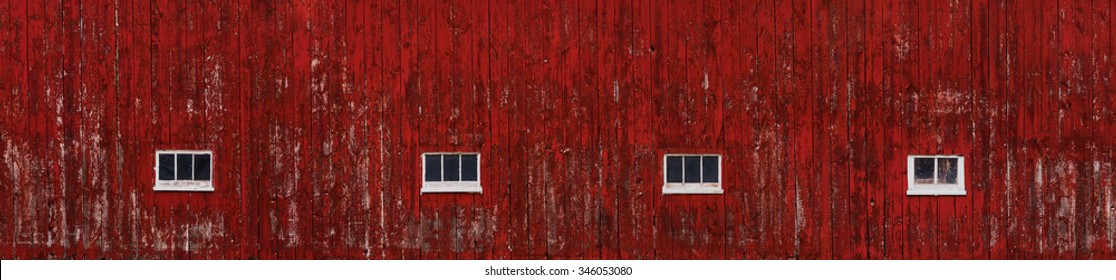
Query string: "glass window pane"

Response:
xmin=666 ymin=156 xmax=683 ymax=183
xmin=176 ymin=154 xmax=193 ymax=180
xmin=461 ymin=154 xmax=478 ymax=182
xmin=444 ymin=155 xmax=461 ymax=181
xmin=937 ymin=158 xmax=958 ymax=184
xmin=914 ymin=157 xmax=934 ymax=184
xmin=194 ymin=154 xmax=211 ymax=181
xmin=158 ymin=154 xmax=176 ymax=180
xmin=425 ymin=155 xmax=442 ymax=182
xmin=684 ymin=156 xmax=702 ymax=183
xmin=702 ymin=156 xmax=719 ymax=183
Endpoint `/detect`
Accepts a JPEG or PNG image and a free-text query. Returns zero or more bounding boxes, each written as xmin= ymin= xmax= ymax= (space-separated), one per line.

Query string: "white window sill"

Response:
xmin=906 ymin=185 xmax=965 ymax=196
xmin=421 ymin=182 xmax=482 ymax=194
xmin=154 ymin=181 xmax=214 ymax=192
xmin=663 ymin=183 xmax=723 ymax=195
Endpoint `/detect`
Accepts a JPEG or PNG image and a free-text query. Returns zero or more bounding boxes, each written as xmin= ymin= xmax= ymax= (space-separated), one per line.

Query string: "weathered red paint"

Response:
xmin=0 ymin=0 xmax=1114 ymax=260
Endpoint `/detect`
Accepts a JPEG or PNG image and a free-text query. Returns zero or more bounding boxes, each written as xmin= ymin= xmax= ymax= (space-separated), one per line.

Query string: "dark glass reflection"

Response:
xmin=461 ymin=154 xmax=478 ymax=182
xmin=194 ymin=154 xmax=211 ymax=181
xmin=702 ymin=156 xmax=719 ymax=183
xmin=425 ymin=155 xmax=442 ymax=182
xmin=666 ymin=156 xmax=683 ymax=183
xmin=684 ymin=156 xmax=702 ymax=183
xmin=158 ymin=154 xmax=176 ymax=180
xmin=444 ymin=155 xmax=461 ymax=181
xmin=176 ymin=154 xmax=193 ymax=180
xmin=914 ymin=157 xmax=934 ymax=184
xmin=938 ymin=158 xmax=958 ymax=184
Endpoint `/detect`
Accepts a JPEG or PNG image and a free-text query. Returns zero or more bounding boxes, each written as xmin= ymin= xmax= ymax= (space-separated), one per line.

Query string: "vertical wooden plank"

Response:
xmin=413 ymin=0 xmax=443 ymax=259
xmin=906 ymin=0 xmax=936 ymax=260
xmin=950 ymin=0 xmax=975 ymax=261
xmin=485 ymin=0 xmax=512 ymax=260
xmin=767 ymin=0 xmax=795 ymax=259
xmin=182 ymin=0 xmax=200 ymax=259
xmin=187 ymin=0 xmax=243 ymax=259
xmin=817 ymin=0 xmax=853 ymax=260
xmin=985 ymin=0 xmax=1012 ymax=260
xmin=545 ymin=0 xmax=570 ymax=259
xmin=661 ymin=0 xmax=726 ymax=260
xmin=132 ymin=0 xmax=156 ymax=259
xmin=613 ymin=0 xmax=657 ymax=260
xmin=1038 ymin=0 xmax=1060 ymax=259
xmin=58 ymin=0 xmax=82 ymax=259
xmin=18 ymin=0 xmax=55 ymax=260
xmin=78 ymin=0 xmax=117 ymax=260
xmin=740 ymin=0 xmax=771 ymax=259
xmin=575 ymin=0 xmax=611 ymax=259
xmin=789 ymin=0 xmax=815 ymax=260
xmin=970 ymin=0 xmax=995 ymax=260
xmin=379 ymin=0 xmax=401 ymax=260
xmin=463 ymin=0 xmax=493 ymax=260
xmin=381 ymin=0 xmax=421 ymax=260
xmin=110 ymin=0 xmax=137 ymax=259
xmin=150 ymin=0 xmax=192 ymax=259
xmin=215 ymin=0 xmax=244 ymax=259
xmin=507 ymin=0 xmax=532 ymax=259
xmin=608 ymin=0 xmax=627 ymax=259
xmin=721 ymin=0 xmax=756 ymax=260
xmin=413 ymin=0 xmax=440 ymax=258
xmin=648 ymin=0 xmax=671 ymax=259
xmin=882 ymin=0 xmax=911 ymax=260
xmin=416 ymin=0 xmax=459 ymax=260
xmin=863 ymin=0 xmax=887 ymax=260
xmin=935 ymin=0 xmax=973 ymax=261
xmin=555 ymin=0 xmax=576 ymax=259
xmin=517 ymin=0 xmax=552 ymax=259
xmin=1058 ymin=0 xmax=1090 ymax=260
xmin=1091 ymin=0 xmax=1116 ymax=260
xmin=289 ymin=0 xmax=314 ymax=259
xmin=363 ymin=0 xmax=386 ymax=260
xmin=233 ymin=0 xmax=262 ymax=260
xmin=790 ymin=0 xmax=822 ymax=260
xmin=658 ymin=0 xmax=678 ymax=260
xmin=243 ymin=0 xmax=297 ymax=260
xmin=451 ymin=0 xmax=485 ymax=259
xmin=556 ymin=0 xmax=602 ymax=260
xmin=308 ymin=0 xmax=371 ymax=259
xmin=307 ymin=0 xmax=329 ymax=258
xmin=846 ymin=0 xmax=869 ymax=259
xmin=703 ymin=0 xmax=726 ymax=260
xmin=0 ymin=0 xmax=28 ymax=260
xmin=1006 ymin=0 xmax=1034 ymax=259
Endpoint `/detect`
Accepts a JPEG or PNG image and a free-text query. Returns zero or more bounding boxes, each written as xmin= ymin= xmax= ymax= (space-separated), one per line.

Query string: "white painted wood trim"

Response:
xmin=420 ymin=182 xmax=483 ymax=193
xmin=906 ymin=155 xmax=966 ymax=196
xmin=662 ymin=154 xmax=723 ymax=195
xmin=154 ymin=150 xmax=214 ymax=192
xmin=154 ymin=181 xmax=215 ymax=192
xmin=663 ymin=183 xmax=724 ymax=194
xmin=420 ymin=152 xmax=483 ymax=194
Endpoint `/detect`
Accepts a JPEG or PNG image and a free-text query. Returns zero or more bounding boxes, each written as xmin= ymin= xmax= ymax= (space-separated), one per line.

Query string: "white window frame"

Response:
xmin=154 ymin=150 xmax=214 ymax=192
xmin=421 ymin=152 xmax=482 ymax=194
xmin=662 ymin=154 xmax=723 ymax=195
xmin=906 ymin=155 xmax=965 ymax=196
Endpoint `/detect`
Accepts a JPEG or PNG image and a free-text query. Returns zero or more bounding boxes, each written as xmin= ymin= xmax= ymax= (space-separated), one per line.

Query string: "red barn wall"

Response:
xmin=1 ymin=0 xmax=1114 ymax=259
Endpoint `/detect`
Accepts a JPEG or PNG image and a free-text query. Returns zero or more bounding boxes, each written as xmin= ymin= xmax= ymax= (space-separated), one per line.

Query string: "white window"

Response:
xmin=421 ymin=153 xmax=481 ymax=193
xmin=154 ymin=150 xmax=214 ymax=192
xmin=906 ymin=155 xmax=965 ymax=196
xmin=662 ymin=154 xmax=722 ymax=194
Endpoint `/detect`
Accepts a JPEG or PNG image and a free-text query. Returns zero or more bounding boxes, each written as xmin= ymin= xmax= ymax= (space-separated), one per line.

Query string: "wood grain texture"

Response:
xmin=1 ymin=0 xmax=1114 ymax=259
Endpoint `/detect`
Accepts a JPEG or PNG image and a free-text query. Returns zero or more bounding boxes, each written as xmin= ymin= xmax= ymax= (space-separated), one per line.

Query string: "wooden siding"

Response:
xmin=0 ymin=0 xmax=1114 ymax=260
